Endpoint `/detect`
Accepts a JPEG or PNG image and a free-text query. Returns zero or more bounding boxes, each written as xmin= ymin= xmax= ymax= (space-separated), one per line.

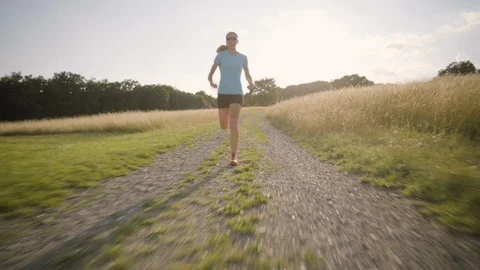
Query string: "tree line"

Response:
xmin=437 ymin=60 xmax=480 ymax=77
xmin=0 ymin=71 xmax=216 ymax=122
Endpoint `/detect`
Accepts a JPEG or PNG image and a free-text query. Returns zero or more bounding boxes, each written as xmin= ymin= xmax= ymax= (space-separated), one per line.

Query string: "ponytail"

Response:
xmin=216 ymin=45 xmax=228 ymax=53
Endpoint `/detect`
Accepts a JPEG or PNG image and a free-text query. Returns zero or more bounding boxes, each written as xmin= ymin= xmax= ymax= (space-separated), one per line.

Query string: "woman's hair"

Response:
xmin=216 ymin=32 xmax=237 ymax=53
xmin=216 ymin=45 xmax=228 ymax=53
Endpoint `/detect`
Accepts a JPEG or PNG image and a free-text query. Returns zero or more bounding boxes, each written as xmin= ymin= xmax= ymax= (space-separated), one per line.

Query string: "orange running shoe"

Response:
xmin=229 ymin=153 xmax=238 ymax=166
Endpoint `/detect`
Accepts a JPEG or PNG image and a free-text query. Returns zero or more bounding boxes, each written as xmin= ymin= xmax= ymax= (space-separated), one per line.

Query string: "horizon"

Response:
xmin=1 ymin=0 xmax=479 ymax=95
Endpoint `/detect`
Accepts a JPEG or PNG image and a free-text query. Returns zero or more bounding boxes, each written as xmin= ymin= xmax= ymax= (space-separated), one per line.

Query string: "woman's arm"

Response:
xmin=208 ymin=62 xmax=218 ymax=88
xmin=244 ymin=66 xmax=253 ymax=84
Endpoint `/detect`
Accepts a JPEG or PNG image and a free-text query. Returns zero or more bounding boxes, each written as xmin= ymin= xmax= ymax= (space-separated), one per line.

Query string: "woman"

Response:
xmin=208 ymin=31 xmax=255 ymax=166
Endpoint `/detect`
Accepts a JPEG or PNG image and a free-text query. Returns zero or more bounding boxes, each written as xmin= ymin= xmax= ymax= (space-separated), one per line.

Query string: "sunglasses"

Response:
xmin=226 ymin=37 xmax=237 ymax=41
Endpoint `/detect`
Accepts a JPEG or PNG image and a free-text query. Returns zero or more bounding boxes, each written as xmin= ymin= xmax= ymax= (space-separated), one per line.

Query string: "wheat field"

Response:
xmin=0 ymin=109 xmax=220 ymax=135
xmin=267 ymin=74 xmax=480 ymax=140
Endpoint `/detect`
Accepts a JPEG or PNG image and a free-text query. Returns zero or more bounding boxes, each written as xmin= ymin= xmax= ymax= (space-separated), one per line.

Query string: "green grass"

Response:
xmin=210 ymin=131 xmax=268 ymax=218
xmin=174 ymin=245 xmax=203 ymax=260
xmin=149 ymin=225 xmax=169 ymax=237
xmin=187 ymin=233 xmax=272 ymax=270
xmin=109 ymin=257 xmax=133 ymax=270
xmin=304 ymin=249 xmax=326 ymax=269
xmin=0 ymin=122 xmax=219 ymax=218
xmin=192 ymin=114 xmax=274 ymax=267
xmin=241 ymin=112 xmax=267 ymax=143
xmin=227 ymin=214 xmax=260 ymax=234
xmin=105 ymin=244 xmax=123 ymax=259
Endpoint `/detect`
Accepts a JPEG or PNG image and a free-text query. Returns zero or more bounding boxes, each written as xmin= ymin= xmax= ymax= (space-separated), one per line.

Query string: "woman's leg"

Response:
xmin=228 ymin=103 xmax=242 ymax=164
xmin=218 ymin=108 xmax=229 ymax=129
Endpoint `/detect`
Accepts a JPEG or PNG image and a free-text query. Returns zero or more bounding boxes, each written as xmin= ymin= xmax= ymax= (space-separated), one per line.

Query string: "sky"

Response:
xmin=1 ymin=0 xmax=479 ymax=96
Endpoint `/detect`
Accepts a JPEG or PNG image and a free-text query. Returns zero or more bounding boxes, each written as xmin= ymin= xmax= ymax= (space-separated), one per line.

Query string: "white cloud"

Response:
xmin=372 ymin=67 xmax=399 ymax=77
xmin=366 ymin=10 xmax=480 ymax=81
xmin=455 ymin=53 xmax=469 ymax=61
xmin=370 ymin=61 xmax=437 ymax=83
xmin=437 ymin=10 xmax=480 ymax=34
xmin=462 ymin=10 xmax=480 ymax=26
xmin=385 ymin=32 xmax=436 ymax=50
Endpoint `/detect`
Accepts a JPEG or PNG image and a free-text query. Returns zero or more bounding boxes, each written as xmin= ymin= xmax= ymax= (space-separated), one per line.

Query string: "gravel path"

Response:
xmin=1 ymin=129 xmax=228 ymax=270
xmin=257 ymin=118 xmax=480 ymax=270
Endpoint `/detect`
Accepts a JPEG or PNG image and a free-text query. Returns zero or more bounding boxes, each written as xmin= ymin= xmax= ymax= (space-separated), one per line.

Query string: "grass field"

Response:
xmin=0 ymin=109 xmax=220 ymax=135
xmin=0 ymin=109 xmax=222 ymax=218
xmin=266 ymin=74 xmax=480 ymax=235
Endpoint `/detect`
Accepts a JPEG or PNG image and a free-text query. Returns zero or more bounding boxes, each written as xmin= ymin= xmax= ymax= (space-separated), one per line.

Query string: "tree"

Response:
xmin=195 ymin=91 xmax=216 ymax=108
xmin=282 ymin=80 xmax=331 ymax=100
xmin=438 ymin=61 xmax=477 ymax=76
xmin=244 ymin=77 xmax=281 ymax=106
xmin=330 ymin=74 xmax=374 ymax=89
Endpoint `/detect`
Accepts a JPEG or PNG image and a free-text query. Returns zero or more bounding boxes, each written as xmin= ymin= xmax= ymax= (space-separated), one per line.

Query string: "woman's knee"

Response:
xmin=229 ymin=117 xmax=239 ymax=130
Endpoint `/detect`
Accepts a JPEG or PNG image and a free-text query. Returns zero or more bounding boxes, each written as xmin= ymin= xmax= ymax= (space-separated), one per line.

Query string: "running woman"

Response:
xmin=208 ymin=31 xmax=255 ymax=166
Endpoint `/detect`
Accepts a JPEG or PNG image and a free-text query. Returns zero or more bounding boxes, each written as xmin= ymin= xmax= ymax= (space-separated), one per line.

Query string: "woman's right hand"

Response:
xmin=210 ymin=81 xmax=218 ymax=88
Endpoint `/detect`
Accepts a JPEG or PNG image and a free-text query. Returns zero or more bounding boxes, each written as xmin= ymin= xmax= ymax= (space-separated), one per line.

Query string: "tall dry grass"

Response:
xmin=267 ymin=74 xmax=480 ymax=140
xmin=0 ymin=109 xmax=220 ymax=135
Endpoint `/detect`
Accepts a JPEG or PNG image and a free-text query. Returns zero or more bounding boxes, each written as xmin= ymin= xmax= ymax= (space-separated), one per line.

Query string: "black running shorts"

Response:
xmin=217 ymin=94 xmax=244 ymax=108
